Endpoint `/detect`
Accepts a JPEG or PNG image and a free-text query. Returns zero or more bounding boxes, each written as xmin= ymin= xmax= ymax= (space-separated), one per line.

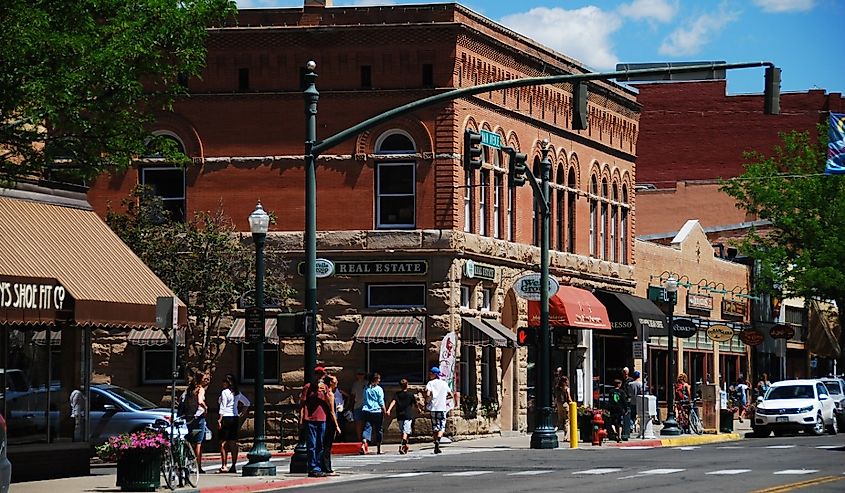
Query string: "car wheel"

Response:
xmin=811 ymin=413 xmax=825 ymax=436
xmin=751 ymin=426 xmax=770 ymax=437
xmin=827 ymin=415 xmax=838 ymax=435
xmin=837 ymin=414 xmax=845 ymax=430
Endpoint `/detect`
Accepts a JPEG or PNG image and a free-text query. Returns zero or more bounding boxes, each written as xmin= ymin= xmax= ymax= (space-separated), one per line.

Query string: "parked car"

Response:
xmin=89 ymin=384 xmax=186 ymax=446
xmin=0 ymin=413 xmax=10 ymax=493
xmin=821 ymin=377 xmax=845 ymax=429
xmin=752 ymin=379 xmax=837 ymax=437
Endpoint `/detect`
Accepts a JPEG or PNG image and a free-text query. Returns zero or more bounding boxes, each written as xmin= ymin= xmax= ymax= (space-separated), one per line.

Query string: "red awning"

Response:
xmin=528 ymin=286 xmax=611 ymax=330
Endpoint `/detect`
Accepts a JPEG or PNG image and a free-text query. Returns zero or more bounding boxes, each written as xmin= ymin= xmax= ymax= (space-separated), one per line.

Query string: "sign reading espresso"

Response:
xmin=298 ymin=260 xmax=428 ymax=276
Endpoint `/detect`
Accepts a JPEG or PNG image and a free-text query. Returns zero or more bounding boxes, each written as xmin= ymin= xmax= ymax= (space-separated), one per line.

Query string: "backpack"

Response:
xmin=610 ymin=388 xmax=627 ymax=410
xmin=178 ymin=389 xmax=199 ymax=418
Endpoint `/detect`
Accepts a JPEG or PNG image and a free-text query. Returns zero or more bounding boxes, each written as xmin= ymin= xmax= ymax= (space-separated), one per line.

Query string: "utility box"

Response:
xmin=699 ymin=384 xmax=720 ymax=432
xmin=635 ymin=395 xmax=658 ymax=439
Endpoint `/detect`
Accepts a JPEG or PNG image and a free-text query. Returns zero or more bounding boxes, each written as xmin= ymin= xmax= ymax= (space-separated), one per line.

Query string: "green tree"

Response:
xmin=0 ymin=0 xmax=235 ymax=184
xmin=721 ymin=126 xmax=845 ymax=367
xmin=107 ymin=186 xmax=295 ymax=375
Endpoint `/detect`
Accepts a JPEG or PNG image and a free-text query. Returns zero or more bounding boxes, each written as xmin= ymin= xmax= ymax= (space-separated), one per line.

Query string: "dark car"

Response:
xmin=89 ymin=384 xmax=186 ymax=446
xmin=0 ymin=413 xmax=10 ymax=493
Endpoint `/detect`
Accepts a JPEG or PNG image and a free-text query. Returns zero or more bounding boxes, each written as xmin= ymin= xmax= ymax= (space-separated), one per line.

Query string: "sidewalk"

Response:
xmin=13 ymin=420 xmax=748 ymax=493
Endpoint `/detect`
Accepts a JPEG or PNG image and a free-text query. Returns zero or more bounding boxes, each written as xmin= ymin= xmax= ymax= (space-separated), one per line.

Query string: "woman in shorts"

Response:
xmin=217 ymin=373 xmax=250 ymax=473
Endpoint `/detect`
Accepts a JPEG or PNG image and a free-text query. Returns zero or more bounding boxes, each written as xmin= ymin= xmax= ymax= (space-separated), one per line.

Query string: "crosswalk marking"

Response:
xmin=386 ymin=472 xmax=431 ymax=478
xmin=573 ymin=468 xmax=623 ymax=475
xmin=765 ymin=445 xmax=796 ymax=449
xmin=717 ymin=446 xmax=745 ymax=449
xmin=706 ymin=469 xmax=751 ymax=475
xmin=619 ymin=446 xmax=654 ymax=450
xmin=773 ymin=469 xmax=819 ymax=475
xmin=638 ymin=469 xmax=685 ymax=475
xmin=678 ymin=446 xmax=700 ymax=451
xmin=508 ymin=470 xmax=553 ymax=476
xmin=816 ymin=445 xmax=841 ymax=449
xmin=443 ymin=471 xmax=494 ymax=477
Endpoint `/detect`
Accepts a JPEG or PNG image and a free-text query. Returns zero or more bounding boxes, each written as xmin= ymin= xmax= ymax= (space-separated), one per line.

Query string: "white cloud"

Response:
xmin=752 ymin=0 xmax=815 ymax=13
xmin=617 ymin=0 xmax=678 ymax=23
xmin=658 ymin=5 xmax=740 ymax=56
xmin=499 ymin=7 xmax=622 ymax=70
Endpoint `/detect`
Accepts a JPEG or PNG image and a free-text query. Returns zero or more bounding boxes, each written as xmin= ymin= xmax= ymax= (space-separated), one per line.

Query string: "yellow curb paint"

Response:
xmin=749 ymin=475 xmax=843 ymax=493
xmin=660 ymin=433 xmax=741 ymax=447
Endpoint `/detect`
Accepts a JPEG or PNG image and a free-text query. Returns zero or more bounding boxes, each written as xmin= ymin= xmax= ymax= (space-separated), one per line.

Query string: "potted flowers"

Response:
xmin=96 ymin=430 xmax=168 ymax=491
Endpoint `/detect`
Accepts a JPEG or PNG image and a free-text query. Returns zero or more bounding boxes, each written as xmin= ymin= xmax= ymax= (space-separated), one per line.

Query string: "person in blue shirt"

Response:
xmin=360 ymin=372 xmax=386 ymax=455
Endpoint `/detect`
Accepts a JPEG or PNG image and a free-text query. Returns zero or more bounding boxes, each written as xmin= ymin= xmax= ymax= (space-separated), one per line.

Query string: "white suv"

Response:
xmin=752 ymin=379 xmax=837 ymax=437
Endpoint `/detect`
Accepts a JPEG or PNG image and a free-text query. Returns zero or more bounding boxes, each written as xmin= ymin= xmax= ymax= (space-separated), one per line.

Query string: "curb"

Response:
xmin=606 ymin=432 xmax=742 ymax=448
xmin=196 ymin=477 xmax=329 ymax=493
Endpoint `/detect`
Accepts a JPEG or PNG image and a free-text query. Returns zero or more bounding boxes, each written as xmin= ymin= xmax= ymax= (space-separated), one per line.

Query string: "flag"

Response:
xmin=826 ymin=112 xmax=845 ymax=175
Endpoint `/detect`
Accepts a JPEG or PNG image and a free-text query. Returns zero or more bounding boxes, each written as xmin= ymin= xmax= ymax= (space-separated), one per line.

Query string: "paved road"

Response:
xmin=279 ymin=434 xmax=845 ymax=493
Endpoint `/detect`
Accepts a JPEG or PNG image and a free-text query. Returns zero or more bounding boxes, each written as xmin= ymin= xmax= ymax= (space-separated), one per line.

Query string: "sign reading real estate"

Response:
xmin=298 ymin=260 xmax=427 ymax=276
xmin=463 ymin=260 xmax=496 ymax=281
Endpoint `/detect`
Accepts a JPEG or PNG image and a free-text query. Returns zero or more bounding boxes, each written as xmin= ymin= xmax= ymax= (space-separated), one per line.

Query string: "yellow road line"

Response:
xmin=749 ymin=475 xmax=844 ymax=493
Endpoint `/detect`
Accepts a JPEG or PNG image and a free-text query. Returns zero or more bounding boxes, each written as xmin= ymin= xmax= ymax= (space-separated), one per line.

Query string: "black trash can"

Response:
xmin=719 ymin=410 xmax=734 ymax=433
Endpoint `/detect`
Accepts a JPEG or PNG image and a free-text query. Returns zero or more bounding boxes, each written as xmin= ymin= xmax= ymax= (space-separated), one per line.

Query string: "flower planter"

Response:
xmin=116 ymin=448 xmax=161 ymax=492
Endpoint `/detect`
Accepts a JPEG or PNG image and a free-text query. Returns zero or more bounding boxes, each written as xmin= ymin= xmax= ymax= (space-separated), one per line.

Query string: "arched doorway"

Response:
xmin=500 ymin=290 xmax=519 ymax=431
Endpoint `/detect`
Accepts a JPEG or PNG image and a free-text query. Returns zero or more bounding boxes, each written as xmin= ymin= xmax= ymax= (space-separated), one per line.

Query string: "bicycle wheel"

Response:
xmin=689 ymin=410 xmax=704 ymax=435
xmin=179 ymin=441 xmax=200 ymax=488
xmin=160 ymin=447 xmax=176 ymax=491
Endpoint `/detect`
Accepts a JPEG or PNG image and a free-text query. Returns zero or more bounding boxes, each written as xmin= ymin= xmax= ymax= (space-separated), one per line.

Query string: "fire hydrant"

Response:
xmin=591 ymin=409 xmax=607 ymax=446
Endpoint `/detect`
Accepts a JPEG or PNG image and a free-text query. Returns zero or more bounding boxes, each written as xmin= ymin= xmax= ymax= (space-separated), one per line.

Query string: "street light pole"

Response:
xmin=243 ymin=202 xmax=276 ymax=476
xmin=660 ymin=277 xmax=682 ymax=436
xmin=530 ymin=140 xmax=559 ymax=449
xmin=291 ymin=60 xmax=320 ymax=474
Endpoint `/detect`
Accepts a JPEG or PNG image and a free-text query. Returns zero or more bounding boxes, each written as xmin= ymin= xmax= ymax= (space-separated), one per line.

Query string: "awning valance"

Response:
xmin=462 ymin=317 xmax=508 ymax=347
xmin=226 ymin=318 xmax=279 ymax=345
xmin=528 ymin=286 xmax=611 ymax=330
xmin=593 ymin=290 xmax=668 ymax=338
xmin=482 ymin=318 xmax=518 ymax=346
xmin=127 ymin=327 xmax=185 ymax=346
xmin=353 ymin=315 xmax=425 ymax=344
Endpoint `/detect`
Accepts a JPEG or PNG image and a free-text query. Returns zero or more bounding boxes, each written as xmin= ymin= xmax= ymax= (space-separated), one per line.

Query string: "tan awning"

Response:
xmin=226 ymin=318 xmax=279 ymax=344
xmin=462 ymin=317 xmax=508 ymax=347
xmin=32 ymin=330 xmax=61 ymax=346
xmin=481 ymin=319 xmax=518 ymax=347
xmin=0 ymin=193 xmax=185 ymax=328
xmin=127 ymin=327 xmax=185 ymax=346
xmin=353 ymin=315 xmax=425 ymax=344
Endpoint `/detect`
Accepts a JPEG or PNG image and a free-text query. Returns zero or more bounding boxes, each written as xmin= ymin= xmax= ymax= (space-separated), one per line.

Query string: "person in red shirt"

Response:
xmin=300 ymin=366 xmax=330 ymax=477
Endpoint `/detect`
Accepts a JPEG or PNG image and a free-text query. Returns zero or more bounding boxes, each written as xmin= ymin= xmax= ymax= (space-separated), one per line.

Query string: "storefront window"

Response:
xmin=141 ymin=347 xmax=186 ymax=384
xmin=241 ymin=345 xmax=279 ymax=383
xmin=368 ymin=342 xmax=425 ymax=384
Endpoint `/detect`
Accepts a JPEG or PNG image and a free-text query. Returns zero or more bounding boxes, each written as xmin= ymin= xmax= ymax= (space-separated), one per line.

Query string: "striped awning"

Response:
xmin=462 ymin=317 xmax=508 ymax=347
xmin=32 ymin=330 xmax=61 ymax=346
xmin=353 ymin=315 xmax=425 ymax=344
xmin=226 ymin=318 xmax=279 ymax=345
xmin=481 ymin=319 xmax=518 ymax=347
xmin=127 ymin=327 xmax=185 ymax=346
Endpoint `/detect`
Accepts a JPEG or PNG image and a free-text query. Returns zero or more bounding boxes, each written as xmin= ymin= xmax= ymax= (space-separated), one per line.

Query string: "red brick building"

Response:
xmin=87 ymin=2 xmax=648 ymax=438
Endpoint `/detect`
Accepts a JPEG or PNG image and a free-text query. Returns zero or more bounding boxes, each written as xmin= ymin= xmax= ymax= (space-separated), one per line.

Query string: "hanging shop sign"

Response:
xmin=706 ymin=324 xmax=734 ymax=342
xmin=687 ymin=293 xmax=713 ymax=312
xmin=513 ymin=273 xmax=559 ymax=301
xmin=739 ymin=328 xmax=765 ymax=346
xmin=722 ymin=298 xmax=748 ymax=318
xmin=314 ymin=259 xmax=335 ymax=278
xmin=769 ymin=324 xmax=796 ymax=340
xmin=463 ymin=260 xmax=496 ymax=281
xmin=298 ymin=259 xmax=427 ymax=276
xmin=671 ymin=318 xmax=698 ymax=339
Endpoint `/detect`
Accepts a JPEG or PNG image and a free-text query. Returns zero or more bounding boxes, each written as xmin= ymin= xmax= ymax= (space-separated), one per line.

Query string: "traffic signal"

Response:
xmin=277 ymin=311 xmax=315 ymax=337
xmin=764 ymin=66 xmax=781 ymax=115
xmin=516 ymin=326 xmax=536 ymax=346
xmin=464 ymin=129 xmax=483 ymax=170
xmin=506 ymin=147 xmax=528 ymax=187
xmin=573 ymin=81 xmax=588 ymax=130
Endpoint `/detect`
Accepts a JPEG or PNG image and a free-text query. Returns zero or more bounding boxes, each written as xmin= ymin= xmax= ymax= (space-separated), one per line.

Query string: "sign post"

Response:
xmin=245 ymin=306 xmax=265 ymax=344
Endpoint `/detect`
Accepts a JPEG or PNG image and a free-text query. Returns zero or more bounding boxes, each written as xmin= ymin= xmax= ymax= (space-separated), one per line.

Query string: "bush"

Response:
xmin=95 ymin=430 xmax=169 ymax=462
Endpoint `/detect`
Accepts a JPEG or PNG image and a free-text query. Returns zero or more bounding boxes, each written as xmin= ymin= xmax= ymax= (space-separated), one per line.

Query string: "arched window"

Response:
xmin=375 ymin=131 xmax=416 ymax=228
xmin=589 ymin=176 xmax=598 ymax=257
xmin=555 ymin=165 xmax=564 ymax=251
xmin=532 ymin=158 xmax=541 ymax=247
xmin=140 ymin=131 xmax=188 ymax=222
xmin=479 ymin=170 xmax=488 ymax=236
xmin=493 ymin=149 xmax=503 ymax=239
xmin=610 ymin=184 xmax=618 ymax=262
xmin=621 ymin=186 xmax=629 ymax=264
xmin=567 ymin=168 xmax=576 ymax=253
xmin=600 ymin=179 xmax=608 ymax=260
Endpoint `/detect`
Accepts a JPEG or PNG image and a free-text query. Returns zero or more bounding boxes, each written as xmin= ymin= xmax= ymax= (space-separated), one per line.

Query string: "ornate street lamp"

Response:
xmin=243 ymin=201 xmax=277 ymax=476
xmin=660 ymin=276 xmax=682 ymax=436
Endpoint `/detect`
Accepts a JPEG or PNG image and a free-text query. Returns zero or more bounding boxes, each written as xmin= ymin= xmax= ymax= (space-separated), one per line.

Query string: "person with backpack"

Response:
xmin=608 ymin=379 xmax=628 ymax=443
xmin=179 ymin=370 xmax=209 ymax=474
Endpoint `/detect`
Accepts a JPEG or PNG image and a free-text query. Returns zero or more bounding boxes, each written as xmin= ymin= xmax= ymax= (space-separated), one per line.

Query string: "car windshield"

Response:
xmin=765 ymin=385 xmax=814 ymax=400
xmin=822 ymin=381 xmax=842 ymax=395
xmin=107 ymin=386 xmax=158 ymax=410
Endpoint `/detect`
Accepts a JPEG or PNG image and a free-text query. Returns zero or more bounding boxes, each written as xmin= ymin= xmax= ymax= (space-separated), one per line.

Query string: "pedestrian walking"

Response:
xmin=69 ymin=384 xmax=86 ymax=442
xmin=300 ymin=366 xmax=330 ymax=477
xmin=553 ymin=375 xmax=572 ymax=437
xmin=321 ymin=374 xmax=342 ymax=475
xmin=179 ymin=370 xmax=209 ymax=474
xmin=621 ymin=366 xmax=633 ymax=439
xmin=756 ymin=373 xmax=772 ymax=398
xmin=626 ymin=371 xmax=643 ymax=437
xmin=608 ymin=379 xmax=628 ymax=443
xmin=425 ymin=367 xmax=453 ymax=454
xmin=386 ymin=378 xmax=416 ymax=454
xmin=360 ymin=372 xmax=386 ymax=455
xmin=349 ymin=369 xmax=367 ymax=441
xmin=734 ymin=377 xmax=749 ymax=422
xmin=217 ymin=373 xmax=250 ymax=474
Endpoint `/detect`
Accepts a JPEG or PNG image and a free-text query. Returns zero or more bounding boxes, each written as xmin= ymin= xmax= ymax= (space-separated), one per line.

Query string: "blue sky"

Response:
xmin=236 ymin=0 xmax=844 ymax=95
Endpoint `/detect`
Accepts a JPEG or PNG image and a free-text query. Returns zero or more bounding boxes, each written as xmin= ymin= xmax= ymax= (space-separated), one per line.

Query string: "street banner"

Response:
xmin=826 ymin=112 xmax=845 ymax=174
xmin=439 ymin=331 xmax=457 ymax=410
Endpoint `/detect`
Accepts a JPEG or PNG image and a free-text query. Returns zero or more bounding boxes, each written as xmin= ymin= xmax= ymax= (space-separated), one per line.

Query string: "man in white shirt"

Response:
xmin=425 ymin=367 xmax=452 ymax=454
xmin=70 ymin=386 xmax=86 ymax=442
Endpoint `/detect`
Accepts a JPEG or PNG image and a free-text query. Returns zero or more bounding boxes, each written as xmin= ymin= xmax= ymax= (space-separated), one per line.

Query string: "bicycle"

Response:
xmin=150 ymin=418 xmax=200 ymax=490
xmin=676 ymin=399 xmax=704 ymax=435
